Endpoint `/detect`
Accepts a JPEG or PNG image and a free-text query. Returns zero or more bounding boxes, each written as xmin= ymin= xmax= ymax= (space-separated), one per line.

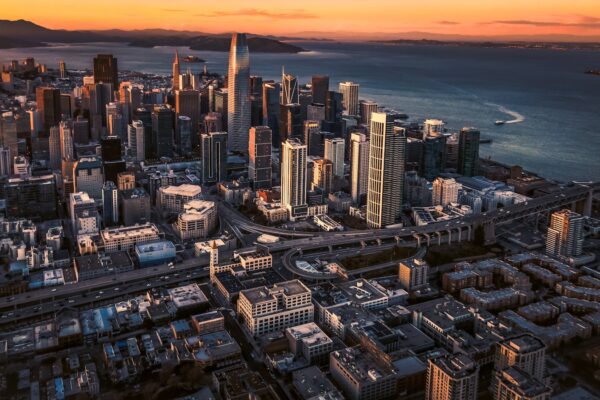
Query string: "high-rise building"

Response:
xmin=0 ymin=147 xmax=10 ymax=177
xmin=134 ymin=107 xmax=154 ymax=159
xmin=201 ymin=131 xmax=228 ymax=184
xmin=117 ymin=171 xmax=135 ymax=190
xmin=303 ymin=120 xmax=322 ymax=157
xmin=177 ymin=116 xmax=192 ymax=155
xmin=35 ymin=87 xmax=61 ymax=134
xmin=175 ymin=89 xmax=201 ymax=148
xmin=106 ymin=102 xmax=124 ymax=139
xmin=93 ymin=54 xmax=118 ymax=88
xmin=279 ymin=103 xmax=303 ymax=144
xmin=446 ymin=133 xmax=460 ymax=171
xmin=127 ymin=120 xmax=145 ymax=161
xmin=311 ymin=75 xmax=329 ymax=105
xmin=307 ymin=103 xmax=326 ymax=122
xmin=84 ymin=82 xmax=113 ymax=140
xmin=495 ymin=368 xmax=551 ymax=400
xmin=152 ymin=105 xmax=174 ymax=158
xmin=49 ymin=126 xmax=61 ymax=170
xmin=172 ymin=50 xmax=180 ymax=90
xmin=324 ymin=137 xmax=345 ymax=178
xmin=423 ymin=119 xmax=445 ymax=139
xmin=227 ymin=33 xmax=251 ymax=153
xmin=281 ymin=69 xmax=299 ymax=105
xmin=281 ymin=139 xmax=308 ymax=219
xmin=248 ymin=126 xmax=272 ymax=190
xmin=350 ymin=132 xmax=369 ymax=204
xmin=73 ymin=116 xmax=90 ymax=144
xmin=120 ymin=188 xmax=151 ymax=226
xmin=432 ymin=177 xmax=461 ymax=206
xmin=422 ymin=134 xmax=447 ymax=181
xmin=2 ymin=174 xmax=57 ymax=219
xmin=102 ymin=181 xmax=119 ymax=226
xmin=426 ymin=354 xmax=479 ymax=400
xmin=546 ymin=209 xmax=584 ymax=259
xmin=339 ymin=82 xmax=360 ymax=116
xmin=59 ymin=60 xmax=67 ymax=79
xmin=366 ymin=113 xmax=406 ymax=228
xmin=359 ymin=100 xmax=378 ymax=127
xmin=73 ymin=156 xmax=104 ymax=200
xmin=262 ymin=81 xmax=280 ymax=143
xmin=458 ymin=127 xmax=480 ymax=177
xmin=312 ymin=158 xmax=333 ymax=194
xmin=399 ymin=258 xmax=429 ymax=291
xmin=494 ymin=335 xmax=547 ymax=382
xmin=59 ymin=120 xmax=74 ymax=161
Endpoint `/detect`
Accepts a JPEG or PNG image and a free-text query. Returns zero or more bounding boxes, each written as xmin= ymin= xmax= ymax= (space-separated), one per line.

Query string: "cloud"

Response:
xmin=437 ymin=20 xmax=459 ymax=25
xmin=194 ymin=8 xmax=318 ymax=19
xmin=488 ymin=17 xmax=600 ymax=29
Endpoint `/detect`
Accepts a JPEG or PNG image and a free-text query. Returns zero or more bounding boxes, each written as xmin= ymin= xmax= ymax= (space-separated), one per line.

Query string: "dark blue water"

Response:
xmin=2 ymin=41 xmax=599 ymax=182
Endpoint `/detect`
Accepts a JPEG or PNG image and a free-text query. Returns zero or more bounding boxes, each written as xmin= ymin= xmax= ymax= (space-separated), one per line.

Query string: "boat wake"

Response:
xmin=486 ymin=102 xmax=525 ymax=124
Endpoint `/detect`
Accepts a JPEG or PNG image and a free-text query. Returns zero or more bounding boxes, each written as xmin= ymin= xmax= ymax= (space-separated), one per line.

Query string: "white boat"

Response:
xmin=495 ymin=120 xmax=505 ymax=125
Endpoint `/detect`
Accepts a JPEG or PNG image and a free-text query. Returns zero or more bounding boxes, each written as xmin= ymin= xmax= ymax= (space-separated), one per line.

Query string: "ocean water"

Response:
xmin=2 ymin=41 xmax=599 ymax=182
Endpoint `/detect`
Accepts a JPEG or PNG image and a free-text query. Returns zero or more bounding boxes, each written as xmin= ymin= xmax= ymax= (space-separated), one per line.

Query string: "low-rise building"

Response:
xmin=175 ymin=200 xmax=217 ymax=240
xmin=101 ymin=223 xmax=160 ymax=253
xmin=286 ymin=322 xmax=334 ymax=364
xmin=158 ymin=184 xmax=202 ymax=214
xmin=134 ymin=240 xmax=176 ymax=267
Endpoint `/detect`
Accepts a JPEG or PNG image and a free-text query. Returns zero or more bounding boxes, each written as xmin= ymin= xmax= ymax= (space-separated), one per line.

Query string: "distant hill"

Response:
xmin=0 ymin=19 xmax=305 ymax=53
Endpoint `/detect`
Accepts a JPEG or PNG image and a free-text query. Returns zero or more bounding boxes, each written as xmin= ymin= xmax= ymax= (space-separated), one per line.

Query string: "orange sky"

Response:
xmin=4 ymin=0 xmax=600 ymax=38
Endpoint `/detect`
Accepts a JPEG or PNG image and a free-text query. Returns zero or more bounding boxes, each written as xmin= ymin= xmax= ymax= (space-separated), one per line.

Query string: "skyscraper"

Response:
xmin=350 ymin=132 xmax=369 ymax=204
xmin=102 ymin=181 xmax=119 ymax=226
xmin=339 ymin=82 xmax=360 ymax=116
xmin=423 ymin=119 xmax=445 ymax=139
xmin=152 ymin=105 xmax=174 ymax=158
xmin=312 ymin=157 xmax=333 ymax=194
xmin=127 ymin=120 xmax=145 ymax=161
xmin=262 ymin=81 xmax=280 ymax=143
xmin=59 ymin=120 xmax=74 ymax=161
xmin=175 ymin=89 xmax=201 ymax=148
xmin=359 ymin=100 xmax=378 ymax=127
xmin=172 ymin=50 xmax=180 ymax=90
xmin=59 ymin=60 xmax=67 ymax=79
xmin=311 ymin=75 xmax=329 ymax=105
xmin=432 ymin=177 xmax=461 ymax=206
xmin=227 ymin=33 xmax=251 ymax=153
xmin=93 ymin=54 xmax=118 ymax=88
xmin=281 ymin=139 xmax=308 ymax=219
xmin=546 ymin=210 xmax=584 ymax=258
xmin=279 ymin=103 xmax=303 ymax=144
xmin=324 ymin=137 xmax=345 ymax=178
xmin=36 ymin=87 xmax=61 ymax=135
xmin=458 ymin=127 xmax=480 ymax=177
xmin=248 ymin=126 xmax=272 ymax=190
xmin=101 ymin=136 xmax=125 ymax=183
xmin=366 ymin=113 xmax=406 ymax=228
xmin=281 ymin=68 xmax=299 ymax=105
xmin=73 ymin=156 xmax=104 ymax=200
xmin=303 ymin=120 xmax=322 ymax=157
xmin=421 ymin=134 xmax=447 ymax=181
xmin=177 ymin=116 xmax=192 ymax=155
xmin=201 ymin=131 xmax=228 ymax=184
xmin=49 ymin=126 xmax=61 ymax=170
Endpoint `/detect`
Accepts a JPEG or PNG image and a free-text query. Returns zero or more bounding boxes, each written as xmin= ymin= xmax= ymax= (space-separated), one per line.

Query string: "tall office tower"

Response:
xmin=281 ymin=68 xmax=299 ymax=105
xmin=101 ymin=136 xmax=125 ymax=183
xmin=214 ymin=88 xmax=228 ymax=128
xmin=307 ymin=103 xmax=326 ymax=122
xmin=59 ymin=120 xmax=74 ymax=161
xmin=546 ymin=209 xmax=584 ymax=258
xmin=117 ymin=171 xmax=135 ymax=190
xmin=350 ymin=132 xmax=370 ymax=204
xmin=432 ymin=177 xmax=461 ymax=206
xmin=445 ymin=133 xmax=459 ymax=171
xmin=72 ymin=116 xmax=89 ymax=145
xmin=359 ymin=100 xmax=378 ymax=127
xmin=60 ymin=93 xmax=74 ymax=118
xmin=324 ymin=137 xmax=345 ymax=178
xmin=339 ymin=82 xmax=360 ymax=116
xmin=262 ymin=81 xmax=280 ymax=143
xmin=175 ymin=89 xmax=201 ymax=148
xmin=127 ymin=121 xmax=145 ymax=161
xmin=0 ymin=115 xmax=18 ymax=160
xmin=102 ymin=181 xmax=119 ymax=226
xmin=73 ymin=156 xmax=104 ymax=200
xmin=423 ymin=119 xmax=445 ymax=139
xmin=250 ymin=76 xmax=263 ymax=97
xmin=303 ymin=120 xmax=322 ymax=157
xmin=426 ymin=354 xmax=479 ymax=400
xmin=366 ymin=113 xmax=406 ymax=228
xmin=105 ymin=102 xmax=123 ymax=139
xmin=281 ymin=139 xmax=308 ymax=219
xmin=0 ymin=147 xmax=11 ymax=177
xmin=134 ymin=107 xmax=153 ymax=158
xmin=35 ymin=87 xmax=61 ymax=135
xmin=118 ymin=82 xmax=132 ymax=124
xmin=203 ymin=112 xmax=223 ymax=133
xmin=248 ymin=126 xmax=272 ymax=190
xmin=325 ymin=91 xmax=343 ymax=134
xmin=172 ymin=50 xmax=180 ymax=90
xmin=495 ymin=335 xmax=547 ymax=382
xmin=152 ymin=105 xmax=174 ymax=158
xmin=312 ymin=158 xmax=333 ymax=194
xmin=399 ymin=258 xmax=429 ymax=291
xmin=59 ymin=60 xmax=66 ymax=78
xmin=177 ymin=116 xmax=192 ymax=155
xmin=85 ymin=82 xmax=113 ymax=140
xmin=27 ymin=110 xmax=41 ymax=136
xmin=93 ymin=54 xmax=118 ymax=88
xmin=421 ymin=134 xmax=447 ymax=181
xmin=250 ymin=94 xmax=263 ymax=126
xmin=227 ymin=33 xmax=251 ymax=153
xmin=311 ymin=75 xmax=329 ymax=104
xmin=279 ymin=103 xmax=303 ymax=144
xmin=458 ymin=127 xmax=480 ymax=177
xmin=406 ymin=137 xmax=424 ymax=171
xmin=201 ymin=131 xmax=228 ymax=184
xmin=49 ymin=126 xmax=61 ymax=170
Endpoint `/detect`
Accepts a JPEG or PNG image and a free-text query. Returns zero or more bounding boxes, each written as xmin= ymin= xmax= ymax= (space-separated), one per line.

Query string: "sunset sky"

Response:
xmin=3 ymin=0 xmax=600 ymax=39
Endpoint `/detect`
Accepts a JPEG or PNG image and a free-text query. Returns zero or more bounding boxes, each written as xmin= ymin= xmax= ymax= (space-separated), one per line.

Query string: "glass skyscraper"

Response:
xmin=227 ymin=33 xmax=251 ymax=153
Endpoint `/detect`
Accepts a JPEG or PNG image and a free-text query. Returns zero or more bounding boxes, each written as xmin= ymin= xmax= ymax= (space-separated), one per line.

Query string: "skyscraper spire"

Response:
xmin=172 ymin=49 xmax=181 ymax=90
xmin=227 ymin=32 xmax=251 ymax=153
